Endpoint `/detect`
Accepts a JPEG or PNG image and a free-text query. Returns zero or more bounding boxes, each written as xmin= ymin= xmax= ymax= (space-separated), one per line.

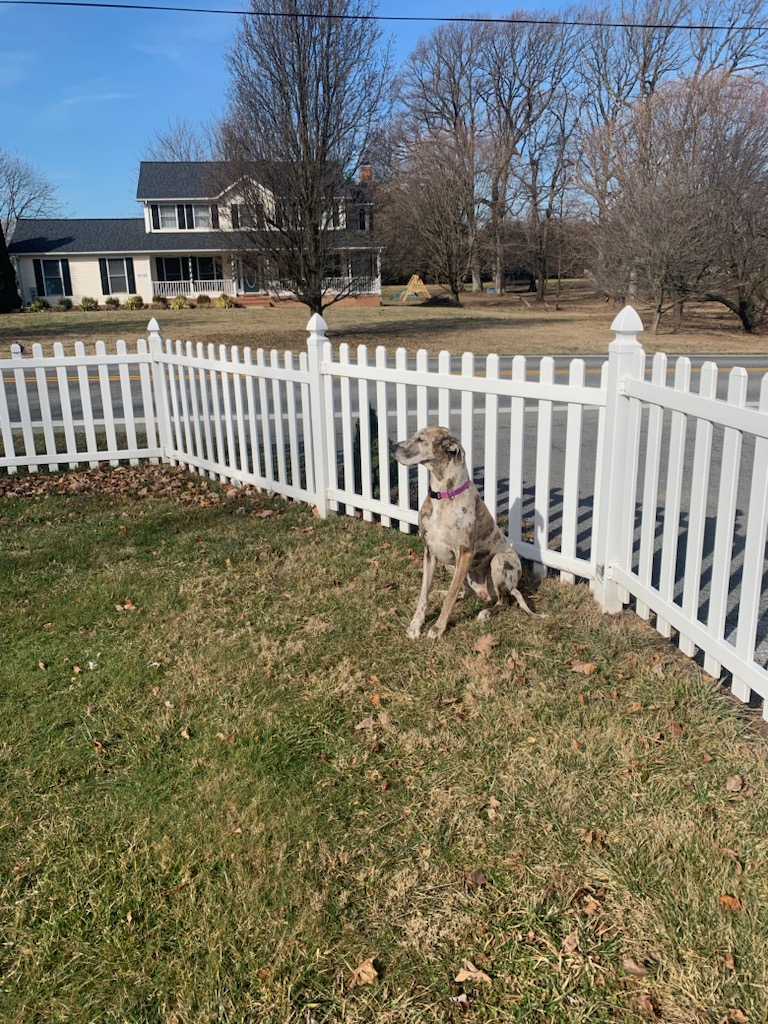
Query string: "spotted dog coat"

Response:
xmin=391 ymin=426 xmax=538 ymax=639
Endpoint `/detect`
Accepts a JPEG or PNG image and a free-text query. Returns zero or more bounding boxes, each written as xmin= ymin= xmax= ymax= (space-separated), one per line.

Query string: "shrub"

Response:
xmin=123 ymin=295 xmax=144 ymax=310
xmin=216 ymin=293 xmax=235 ymax=308
xmin=57 ymin=297 xmax=73 ymax=311
xmin=196 ymin=293 xmax=211 ymax=306
xmin=170 ymin=295 xmax=190 ymax=310
xmin=151 ymin=294 xmax=167 ymax=307
xmin=104 ymin=297 xmax=121 ymax=309
xmin=29 ymin=299 xmax=51 ymax=312
xmin=80 ymin=296 xmax=99 ymax=311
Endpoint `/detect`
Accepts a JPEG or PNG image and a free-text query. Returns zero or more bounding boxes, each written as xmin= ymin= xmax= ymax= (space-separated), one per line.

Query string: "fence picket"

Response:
xmin=31 ymin=342 xmax=59 ymax=471
xmin=533 ymin=357 xmax=555 ymax=574
xmin=231 ymin=348 xmax=249 ymax=478
xmin=357 ymin=346 xmax=373 ymax=521
xmin=460 ymin=352 xmax=475 ymax=478
xmin=561 ymin=359 xmax=586 ymax=583
xmin=657 ymin=357 xmax=691 ymax=636
xmin=395 ymin=347 xmax=410 ymax=529
xmin=207 ymin=343 xmax=226 ymax=481
xmin=285 ymin=352 xmax=301 ymax=492
xmin=375 ymin=346 xmax=391 ymax=528
xmin=733 ymin=375 xmax=768 ymax=708
xmin=270 ymin=349 xmax=288 ymax=488
xmin=95 ymin=340 xmax=119 ymax=465
xmin=117 ymin=340 xmax=140 ymax=466
xmin=484 ymin=354 xmax=500 ymax=520
xmin=635 ymin=354 xmax=668 ymax=619
xmin=256 ymin=348 xmax=273 ymax=489
xmin=507 ymin=355 xmax=527 ymax=545
xmin=679 ymin=362 xmax=718 ymax=657
xmin=74 ymin=341 xmax=99 ymax=468
xmin=52 ymin=342 xmax=78 ymax=470
xmin=438 ymin=351 xmax=451 ymax=426
xmin=416 ymin=350 xmax=429 ymax=510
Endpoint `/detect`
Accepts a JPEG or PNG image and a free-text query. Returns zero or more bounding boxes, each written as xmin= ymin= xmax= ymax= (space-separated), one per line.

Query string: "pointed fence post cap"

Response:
xmin=306 ymin=312 xmax=328 ymax=335
xmin=610 ymin=305 xmax=644 ymax=335
xmin=147 ymin=317 xmax=161 ymax=333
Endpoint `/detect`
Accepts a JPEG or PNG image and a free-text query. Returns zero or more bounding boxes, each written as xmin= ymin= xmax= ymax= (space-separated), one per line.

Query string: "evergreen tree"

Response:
xmin=0 ymin=221 xmax=21 ymax=313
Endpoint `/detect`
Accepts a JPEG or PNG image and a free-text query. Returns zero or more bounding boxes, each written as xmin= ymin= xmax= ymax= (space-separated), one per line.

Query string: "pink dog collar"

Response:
xmin=429 ymin=479 xmax=472 ymax=500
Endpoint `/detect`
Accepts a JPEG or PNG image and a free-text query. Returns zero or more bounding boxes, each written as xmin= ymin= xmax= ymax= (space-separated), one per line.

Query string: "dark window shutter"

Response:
xmin=177 ymin=204 xmax=186 ymax=229
xmin=211 ymin=204 xmax=219 ymax=229
xmin=126 ymin=258 xmax=136 ymax=293
xmin=33 ymin=258 xmax=45 ymax=296
xmin=186 ymin=204 xmax=193 ymax=229
xmin=62 ymin=260 xmax=72 ymax=297
xmin=231 ymin=205 xmax=240 ymax=229
xmin=99 ymin=258 xmax=110 ymax=295
xmin=151 ymin=204 xmax=160 ymax=229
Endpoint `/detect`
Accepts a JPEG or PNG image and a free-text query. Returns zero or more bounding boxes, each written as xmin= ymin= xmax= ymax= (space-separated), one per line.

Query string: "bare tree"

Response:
xmin=586 ymin=73 xmax=768 ymax=332
xmin=142 ymin=115 xmax=218 ymax=161
xmin=399 ymin=21 xmax=488 ymax=291
xmin=0 ymin=149 xmax=62 ymax=239
xmin=219 ymin=0 xmax=392 ymax=314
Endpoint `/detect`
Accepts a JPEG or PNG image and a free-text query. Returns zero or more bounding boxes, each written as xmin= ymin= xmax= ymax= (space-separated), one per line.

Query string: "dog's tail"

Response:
xmin=511 ymin=588 xmax=544 ymax=618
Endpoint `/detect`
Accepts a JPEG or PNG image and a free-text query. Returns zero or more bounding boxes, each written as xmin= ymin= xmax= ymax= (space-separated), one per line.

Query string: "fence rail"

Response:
xmin=2 ymin=309 xmax=767 ymax=718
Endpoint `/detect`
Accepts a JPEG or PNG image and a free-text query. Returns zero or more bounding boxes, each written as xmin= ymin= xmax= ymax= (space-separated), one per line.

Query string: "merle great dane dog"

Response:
xmin=391 ymin=426 xmax=539 ymax=639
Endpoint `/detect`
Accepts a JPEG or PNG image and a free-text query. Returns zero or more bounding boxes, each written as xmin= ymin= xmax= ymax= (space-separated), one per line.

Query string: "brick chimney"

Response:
xmin=358 ymin=164 xmax=373 ymax=185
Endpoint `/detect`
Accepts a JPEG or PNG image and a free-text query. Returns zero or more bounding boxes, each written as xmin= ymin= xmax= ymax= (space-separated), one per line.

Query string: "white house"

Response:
xmin=8 ymin=161 xmax=382 ymax=307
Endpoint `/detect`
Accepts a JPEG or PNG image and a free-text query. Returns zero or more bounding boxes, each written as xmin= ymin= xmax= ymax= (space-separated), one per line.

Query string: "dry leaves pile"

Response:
xmin=0 ymin=464 xmax=269 ymax=510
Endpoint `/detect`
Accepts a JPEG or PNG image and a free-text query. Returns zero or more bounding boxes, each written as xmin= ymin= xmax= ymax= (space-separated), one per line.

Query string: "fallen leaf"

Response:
xmin=623 ymin=957 xmax=649 ymax=977
xmin=570 ymin=738 xmax=583 ymax=751
xmin=718 ymin=893 xmax=742 ymax=910
xmin=725 ymin=775 xmax=744 ymax=793
xmin=579 ymin=828 xmax=608 ymax=851
xmin=217 ymin=732 xmax=235 ymax=743
xmin=488 ymin=795 xmax=501 ymax=810
xmin=637 ymin=992 xmax=660 ymax=1018
xmin=466 ymin=868 xmax=488 ymax=889
xmin=38 ymin=660 xmax=47 ymax=671
xmin=725 ymin=1011 xmax=750 ymax=1023
xmin=702 ymin=752 xmax=715 ymax=764
xmin=668 ymin=722 xmax=684 ymax=737
xmin=719 ymin=847 xmax=744 ymax=875
xmin=93 ymin=739 xmax=104 ymax=754
xmin=572 ymin=661 xmax=598 ymax=676
xmin=723 ymin=952 xmax=736 ymax=971
xmin=561 ymin=928 xmax=580 ymax=953
xmin=583 ymin=898 xmax=600 ymax=916
xmin=347 ymin=957 xmax=378 ymax=989
xmin=454 ymin=959 xmax=492 ymax=985
xmin=72 ymin=664 xmax=82 ymax=675
xmin=369 ymin=694 xmax=382 ymax=706
xmin=473 ymin=634 xmax=500 ymax=654
xmin=407 ymin=549 xmax=421 ymax=565
xmin=180 ymin=726 xmax=191 ymax=740
xmin=354 ymin=716 xmax=376 ymax=731
xmin=437 ymin=696 xmax=459 ymax=707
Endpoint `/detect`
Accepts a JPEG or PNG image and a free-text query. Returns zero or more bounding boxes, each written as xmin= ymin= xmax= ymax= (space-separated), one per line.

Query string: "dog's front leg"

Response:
xmin=428 ymin=549 xmax=474 ymax=639
xmin=407 ymin=548 xmax=438 ymax=639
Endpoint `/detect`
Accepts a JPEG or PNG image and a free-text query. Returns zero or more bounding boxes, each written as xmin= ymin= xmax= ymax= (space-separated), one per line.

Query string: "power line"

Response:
xmin=2 ymin=0 xmax=767 ymax=33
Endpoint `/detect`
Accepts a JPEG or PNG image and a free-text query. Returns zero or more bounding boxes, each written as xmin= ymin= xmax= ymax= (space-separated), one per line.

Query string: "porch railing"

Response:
xmin=151 ymin=279 xmax=236 ymax=299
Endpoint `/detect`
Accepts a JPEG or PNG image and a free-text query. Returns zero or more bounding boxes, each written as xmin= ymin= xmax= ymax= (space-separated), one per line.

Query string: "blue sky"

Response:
xmin=0 ymin=1 xmax=538 ymax=222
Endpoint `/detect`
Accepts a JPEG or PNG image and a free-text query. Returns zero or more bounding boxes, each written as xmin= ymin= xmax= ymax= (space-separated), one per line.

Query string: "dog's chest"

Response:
xmin=419 ymin=497 xmax=475 ymax=565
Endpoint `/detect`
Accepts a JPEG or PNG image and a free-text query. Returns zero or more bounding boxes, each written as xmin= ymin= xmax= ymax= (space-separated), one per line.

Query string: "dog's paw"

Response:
xmin=406 ymin=624 xmax=422 ymax=640
xmin=427 ymin=623 xmax=446 ymax=639
xmin=477 ymin=608 xmax=492 ymax=621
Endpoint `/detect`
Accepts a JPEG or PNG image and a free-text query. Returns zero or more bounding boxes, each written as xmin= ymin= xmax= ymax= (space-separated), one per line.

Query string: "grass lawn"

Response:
xmin=1 ymin=282 xmax=766 ymax=361
xmin=1 ymin=465 xmax=767 ymax=1023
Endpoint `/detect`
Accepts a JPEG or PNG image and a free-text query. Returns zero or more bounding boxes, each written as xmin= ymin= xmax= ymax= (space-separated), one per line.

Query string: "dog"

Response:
xmin=391 ymin=426 xmax=538 ymax=639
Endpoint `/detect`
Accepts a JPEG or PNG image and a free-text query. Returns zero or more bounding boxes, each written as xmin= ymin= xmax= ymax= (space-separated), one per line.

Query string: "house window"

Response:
xmin=358 ymin=208 xmax=368 ymax=231
xmin=99 ymin=257 xmax=136 ymax=295
xmin=191 ymin=256 xmax=223 ymax=281
xmin=151 ymin=204 xmax=217 ymax=230
xmin=156 ymin=257 xmax=185 ymax=282
xmin=33 ymin=258 xmax=72 ymax=297
xmin=159 ymin=205 xmax=177 ymax=229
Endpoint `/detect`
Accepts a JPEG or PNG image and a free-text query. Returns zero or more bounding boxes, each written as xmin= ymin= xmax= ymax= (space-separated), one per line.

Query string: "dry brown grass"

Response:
xmin=2 ymin=280 xmax=766 ymax=359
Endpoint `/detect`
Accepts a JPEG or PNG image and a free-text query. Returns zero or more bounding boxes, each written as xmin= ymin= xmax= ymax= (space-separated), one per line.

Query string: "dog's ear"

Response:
xmin=441 ymin=433 xmax=465 ymax=461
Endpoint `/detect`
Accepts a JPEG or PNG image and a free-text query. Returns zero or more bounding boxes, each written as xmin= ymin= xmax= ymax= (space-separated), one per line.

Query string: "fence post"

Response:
xmin=147 ymin=318 xmax=172 ymax=464
xmin=306 ymin=313 xmax=330 ymax=517
xmin=593 ymin=305 xmax=645 ymax=613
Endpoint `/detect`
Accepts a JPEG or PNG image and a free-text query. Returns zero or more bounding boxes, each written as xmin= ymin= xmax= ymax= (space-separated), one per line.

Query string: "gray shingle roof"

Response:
xmin=8 ymin=218 xmax=235 ymax=255
xmin=136 ymin=162 xmax=234 ymax=201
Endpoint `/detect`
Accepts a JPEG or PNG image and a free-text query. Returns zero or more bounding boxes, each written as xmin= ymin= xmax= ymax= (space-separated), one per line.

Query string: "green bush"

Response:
xmin=151 ymin=294 xmax=167 ymax=307
xmin=57 ymin=297 xmax=73 ymax=311
xmin=170 ymin=295 xmax=191 ymax=310
xmin=215 ymin=293 xmax=235 ymax=308
xmin=123 ymin=295 xmax=144 ymax=310
xmin=196 ymin=293 xmax=211 ymax=307
xmin=104 ymin=297 xmax=121 ymax=309
xmin=29 ymin=299 xmax=51 ymax=312
xmin=80 ymin=296 xmax=99 ymax=311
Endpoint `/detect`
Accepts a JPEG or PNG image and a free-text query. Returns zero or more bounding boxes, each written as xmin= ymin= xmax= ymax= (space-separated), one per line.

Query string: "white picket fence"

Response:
xmin=2 ymin=308 xmax=767 ymax=716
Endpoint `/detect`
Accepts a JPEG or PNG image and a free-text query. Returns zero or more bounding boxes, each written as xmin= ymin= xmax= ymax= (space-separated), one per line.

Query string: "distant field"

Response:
xmin=1 ymin=281 xmax=764 ymax=359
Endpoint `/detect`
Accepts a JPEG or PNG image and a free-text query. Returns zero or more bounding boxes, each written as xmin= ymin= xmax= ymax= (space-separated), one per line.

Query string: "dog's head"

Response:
xmin=391 ymin=426 xmax=465 ymax=468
